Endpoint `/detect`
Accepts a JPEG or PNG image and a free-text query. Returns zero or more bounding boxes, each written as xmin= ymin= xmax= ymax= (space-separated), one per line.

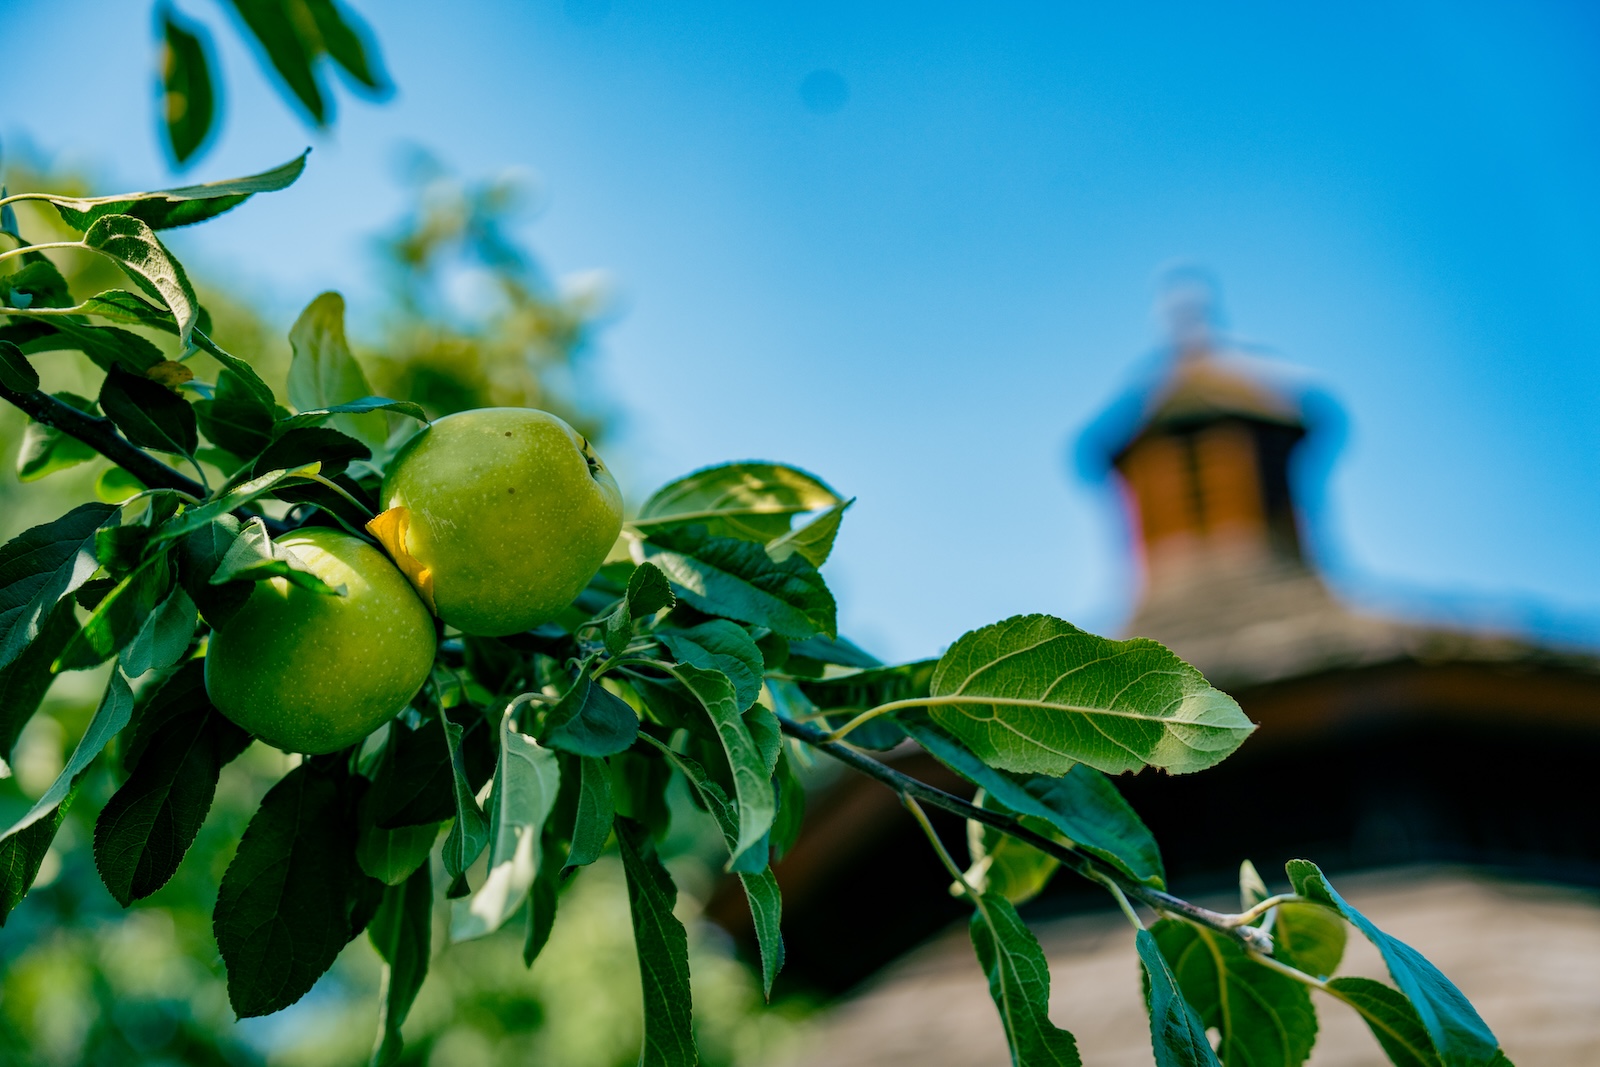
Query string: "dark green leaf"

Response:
xmin=55 ymin=553 xmax=173 ymax=672
xmin=452 ymin=716 xmax=560 ymax=941
xmin=2 ymin=255 xmax=74 ymax=308
xmin=1137 ymin=926 xmax=1223 ymax=1067
xmin=523 ymin=834 xmax=566 ymax=967
xmin=209 ymin=516 xmax=345 ymax=595
xmin=369 ymin=862 xmax=432 ymax=1067
xmin=214 ymin=761 xmax=368 ymax=1017
xmin=565 ymin=755 xmax=614 ymax=868
xmin=542 ymin=671 xmax=639 ymax=758
xmin=21 ymin=319 xmax=165 ymax=373
xmin=786 ymin=633 xmax=882 ymax=670
xmin=118 ymin=584 xmax=198 ymax=676
xmin=765 ymin=499 xmax=850 ymax=567
xmin=965 ymin=796 xmax=1062 ymax=905
xmin=610 ymin=749 xmax=673 ymax=840
xmin=286 ymin=293 xmax=386 ymax=446
xmin=617 ymin=818 xmax=699 ymax=1067
xmin=659 ymin=621 xmax=764 ymax=712
xmin=638 ymin=462 xmax=843 ymax=542
xmin=440 ymin=709 xmax=491 ymax=885
xmin=1151 ymin=918 xmax=1317 ymax=1067
xmin=0 ymin=339 xmax=39 ymax=392
xmin=99 ymin=364 xmax=198 ymax=456
xmin=0 ymin=503 xmax=117 ymax=672
xmin=797 ymin=658 xmax=936 ymax=751
xmin=661 ymin=663 xmax=775 ymax=868
xmin=902 ymin=714 xmax=1166 ymax=888
xmin=190 ymin=330 xmax=276 ymax=406
xmin=770 ymin=747 xmax=805 ymax=863
xmin=48 ymin=152 xmax=310 ymax=230
xmin=72 ymin=289 xmax=184 ymax=332
xmin=17 ymin=394 xmax=100 ymax=482
xmin=196 ymin=369 xmax=276 ymax=458
xmin=228 ymin=0 xmax=326 ymax=123
xmin=177 ymin=516 xmax=251 ymax=628
xmin=1273 ymin=901 xmax=1347 ymax=980
xmin=0 ymin=785 xmax=77 ymax=925
xmin=254 ymin=425 xmax=370 ymax=478
xmin=603 ymin=562 xmax=675 ymax=656
xmin=640 ymin=525 xmax=836 ymax=639
xmin=357 ymin=821 xmax=438 ymax=887
xmin=94 ymin=664 xmax=250 ymax=904
xmin=303 ymin=0 xmax=390 ymax=90
xmin=369 ymin=713 xmax=455 ymax=829
xmin=1326 ymin=977 xmax=1445 ymax=1067
xmin=160 ymin=5 xmax=217 ymax=165
xmin=1287 ymin=861 xmax=1505 ymax=1067
xmin=970 ymin=893 xmax=1082 ymax=1066
xmin=0 ymin=673 xmax=135 ymax=919
xmin=928 ymin=614 xmax=1254 ymax=777
xmin=151 ymin=464 xmax=319 ymax=546
xmin=0 ymin=599 xmax=77 ymax=760
xmin=275 ymin=395 xmax=428 ymax=437
xmin=82 ymin=215 xmax=200 ymax=344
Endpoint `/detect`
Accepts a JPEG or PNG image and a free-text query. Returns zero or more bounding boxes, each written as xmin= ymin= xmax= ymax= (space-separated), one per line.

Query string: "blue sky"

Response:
xmin=8 ymin=0 xmax=1600 ymax=662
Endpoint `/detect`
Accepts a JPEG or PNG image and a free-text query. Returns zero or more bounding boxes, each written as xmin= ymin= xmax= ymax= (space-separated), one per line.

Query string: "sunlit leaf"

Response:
xmin=160 ymin=5 xmax=217 ymax=165
xmin=47 ymin=152 xmax=309 ymax=230
xmin=639 ymin=524 xmax=836 ymax=639
xmin=286 ymin=292 xmax=387 ymax=446
xmin=82 ymin=215 xmax=200 ymax=344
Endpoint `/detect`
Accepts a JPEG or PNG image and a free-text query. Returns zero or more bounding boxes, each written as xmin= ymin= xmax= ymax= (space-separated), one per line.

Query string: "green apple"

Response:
xmin=374 ymin=407 xmax=624 ymax=636
xmin=205 ymin=529 xmax=436 ymax=755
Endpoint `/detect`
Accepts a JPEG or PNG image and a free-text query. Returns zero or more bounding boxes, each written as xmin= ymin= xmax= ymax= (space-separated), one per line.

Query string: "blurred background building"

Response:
xmin=754 ymin=278 xmax=1600 ymax=1065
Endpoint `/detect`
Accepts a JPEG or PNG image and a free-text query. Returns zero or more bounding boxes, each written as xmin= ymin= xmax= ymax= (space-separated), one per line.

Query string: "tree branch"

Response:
xmin=0 ymin=383 xmax=206 ymax=497
xmin=775 ymin=713 xmax=1273 ymax=953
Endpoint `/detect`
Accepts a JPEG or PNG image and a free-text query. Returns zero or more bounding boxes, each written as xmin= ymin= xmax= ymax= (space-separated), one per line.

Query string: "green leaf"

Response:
xmin=303 ymin=0 xmax=390 ymax=91
xmin=603 ymin=561 xmax=675 ymax=656
xmin=214 ymin=761 xmax=369 ymax=1017
xmin=190 ymin=330 xmax=276 ymax=407
xmin=369 ymin=862 xmax=432 ymax=1067
xmin=797 ymin=658 xmax=936 ymax=751
xmin=176 ymin=516 xmax=251 ymax=628
xmin=0 ymin=787 xmax=77 ymax=925
xmin=196 ymin=369 xmax=276 ymax=459
xmin=1137 ymin=927 xmax=1224 ymax=1067
xmin=118 ymin=584 xmax=198 ymax=676
xmin=2 ymin=255 xmax=74 ymax=308
xmin=787 ymin=633 xmax=883 ymax=671
xmin=524 ymin=834 xmax=567 ymax=967
xmin=660 ymin=663 xmax=775 ymax=868
xmin=286 ymin=292 xmax=387 ymax=446
xmin=659 ymin=620 xmax=765 ymax=711
xmin=47 ymin=152 xmax=310 ymax=230
xmin=901 ymin=715 xmax=1166 ymax=888
xmin=18 ymin=394 xmax=100 ymax=481
xmin=98 ymin=364 xmax=198 ymax=456
xmin=617 ymin=818 xmax=699 ymax=1067
xmin=1287 ymin=861 xmax=1505 ymax=1067
xmin=93 ymin=662 xmax=250 ymax=905
xmin=965 ymin=797 xmax=1061 ymax=905
xmin=0 ymin=673 xmax=135 ymax=920
xmin=969 ymin=893 xmax=1082 ymax=1067
xmin=0 ymin=599 xmax=77 ymax=760
xmin=82 ymin=215 xmax=200 ymax=344
xmin=209 ymin=516 xmax=345 ymax=595
xmin=927 ymin=614 xmax=1254 ymax=777
xmin=542 ymin=671 xmax=640 ymax=757
xmin=0 ymin=339 xmax=39 ymax=392
xmin=72 ymin=289 xmax=187 ymax=333
xmin=769 ymin=746 xmax=805 ymax=863
xmin=160 ymin=4 xmax=217 ymax=165
xmin=452 ymin=718 xmax=560 ymax=941
xmin=640 ymin=524 xmax=836 ymax=639
xmin=151 ymin=464 xmax=319 ymax=546
xmin=228 ymin=0 xmax=326 ymax=123
xmin=0 ymin=502 xmax=118 ymax=672
xmin=369 ymin=708 xmax=492 ymax=830
xmin=254 ymin=425 xmax=370 ymax=478
xmin=357 ymin=820 xmax=439 ymax=887
xmin=1272 ymin=901 xmax=1347 ymax=980
xmin=1151 ymin=918 xmax=1317 ymax=1067
xmin=441 ymin=710 xmax=491 ymax=886
xmin=275 ymin=396 xmax=429 ymax=436
xmin=54 ymin=552 xmax=173 ymax=672
xmin=765 ymin=499 xmax=850 ymax=567
xmin=1326 ymin=977 xmax=1445 ymax=1067
xmin=20 ymin=320 xmax=165 ymax=373
xmin=638 ymin=461 xmax=844 ymax=542
xmin=564 ymin=755 xmax=614 ymax=868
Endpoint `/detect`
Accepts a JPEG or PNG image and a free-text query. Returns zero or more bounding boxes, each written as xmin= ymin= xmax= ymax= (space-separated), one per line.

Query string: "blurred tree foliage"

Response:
xmin=0 ymin=153 xmax=806 ymax=1067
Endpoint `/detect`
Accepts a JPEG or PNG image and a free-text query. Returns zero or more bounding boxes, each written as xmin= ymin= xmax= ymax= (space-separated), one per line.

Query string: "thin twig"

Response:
xmin=775 ymin=712 xmax=1274 ymax=953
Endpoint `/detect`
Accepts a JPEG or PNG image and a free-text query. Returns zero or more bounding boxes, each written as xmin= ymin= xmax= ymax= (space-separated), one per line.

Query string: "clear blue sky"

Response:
xmin=8 ymin=0 xmax=1600 ymax=662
